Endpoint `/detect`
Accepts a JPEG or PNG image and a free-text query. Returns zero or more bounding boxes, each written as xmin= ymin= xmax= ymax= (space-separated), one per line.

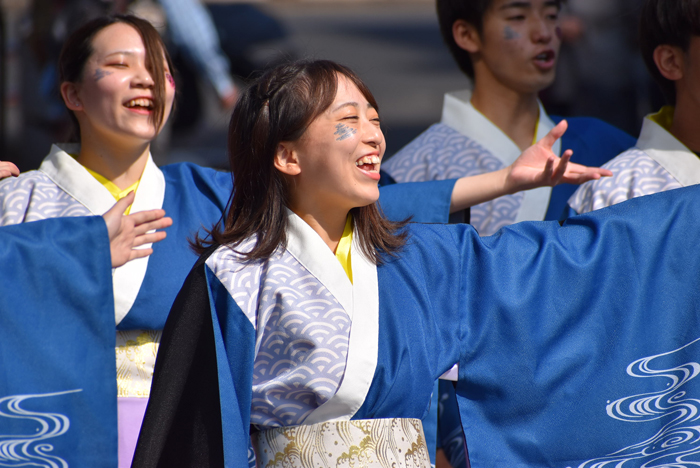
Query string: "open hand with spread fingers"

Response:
xmin=505 ymin=120 xmax=613 ymax=193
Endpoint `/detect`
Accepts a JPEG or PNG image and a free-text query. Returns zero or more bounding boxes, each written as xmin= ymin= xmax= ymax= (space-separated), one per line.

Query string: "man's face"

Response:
xmin=470 ymin=0 xmax=562 ymax=94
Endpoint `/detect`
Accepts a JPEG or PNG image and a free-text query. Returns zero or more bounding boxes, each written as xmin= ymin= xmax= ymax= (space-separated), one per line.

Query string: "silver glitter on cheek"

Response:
xmin=504 ymin=26 xmax=520 ymax=40
xmin=334 ymin=123 xmax=357 ymax=141
xmin=94 ymin=68 xmax=113 ymax=82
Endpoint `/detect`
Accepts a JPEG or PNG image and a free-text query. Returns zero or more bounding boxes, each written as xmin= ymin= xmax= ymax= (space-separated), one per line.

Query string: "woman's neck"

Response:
xmin=289 ymin=201 xmax=349 ymax=254
xmin=470 ymin=77 xmax=540 ymax=151
xmin=76 ymin=134 xmax=151 ymax=190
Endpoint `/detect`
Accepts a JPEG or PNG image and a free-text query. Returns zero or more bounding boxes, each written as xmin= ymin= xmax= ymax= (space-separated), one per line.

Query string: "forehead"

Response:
xmin=487 ymin=0 xmax=559 ymax=12
xmin=328 ymin=75 xmax=373 ymax=110
xmin=90 ymin=22 xmax=145 ymax=58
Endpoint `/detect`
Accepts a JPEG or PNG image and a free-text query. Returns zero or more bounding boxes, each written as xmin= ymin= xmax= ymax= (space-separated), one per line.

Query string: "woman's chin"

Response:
xmin=352 ymin=190 xmax=381 ymax=209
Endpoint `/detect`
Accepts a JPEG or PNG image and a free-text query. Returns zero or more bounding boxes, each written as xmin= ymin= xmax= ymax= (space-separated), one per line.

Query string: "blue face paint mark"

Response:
xmin=94 ymin=68 xmax=113 ymax=82
xmin=504 ymin=26 xmax=520 ymax=40
xmin=334 ymin=123 xmax=357 ymax=141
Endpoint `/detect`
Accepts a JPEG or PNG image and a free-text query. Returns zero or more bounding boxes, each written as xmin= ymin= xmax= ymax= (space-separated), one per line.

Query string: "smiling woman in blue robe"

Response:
xmin=129 ymin=60 xmax=700 ymax=468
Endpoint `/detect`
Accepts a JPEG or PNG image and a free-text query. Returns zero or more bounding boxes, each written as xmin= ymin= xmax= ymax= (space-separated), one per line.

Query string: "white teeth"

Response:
xmin=355 ymin=156 xmax=381 ymax=167
xmin=126 ymin=98 xmax=153 ymax=109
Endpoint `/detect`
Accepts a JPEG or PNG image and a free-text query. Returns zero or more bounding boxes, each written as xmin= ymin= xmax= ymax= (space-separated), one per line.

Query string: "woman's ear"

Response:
xmin=60 ymin=82 xmax=83 ymax=111
xmin=274 ymin=143 xmax=302 ymax=176
xmin=453 ymin=19 xmax=481 ymax=54
xmin=654 ymin=44 xmax=685 ymax=82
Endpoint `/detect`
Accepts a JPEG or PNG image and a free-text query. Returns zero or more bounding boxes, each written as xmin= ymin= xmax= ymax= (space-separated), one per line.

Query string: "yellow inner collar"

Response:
xmin=648 ymin=105 xmax=675 ymax=131
xmin=73 ymin=155 xmax=141 ymax=215
xmin=335 ymin=214 xmax=353 ymax=284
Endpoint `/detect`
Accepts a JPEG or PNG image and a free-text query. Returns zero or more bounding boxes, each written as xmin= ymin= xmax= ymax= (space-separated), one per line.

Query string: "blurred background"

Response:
xmin=0 ymin=0 xmax=662 ymax=172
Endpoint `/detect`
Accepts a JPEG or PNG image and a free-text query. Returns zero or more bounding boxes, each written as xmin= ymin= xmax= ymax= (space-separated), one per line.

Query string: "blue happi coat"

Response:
xmin=0 ymin=217 xmax=116 ymax=467
xmin=135 ymin=184 xmax=700 ymax=467
xmin=0 ymin=144 xmax=456 ymax=467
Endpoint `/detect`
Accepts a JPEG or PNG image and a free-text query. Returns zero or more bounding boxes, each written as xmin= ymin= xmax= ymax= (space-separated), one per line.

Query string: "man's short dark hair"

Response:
xmin=640 ymin=0 xmax=700 ymax=103
xmin=437 ymin=0 xmax=493 ymax=78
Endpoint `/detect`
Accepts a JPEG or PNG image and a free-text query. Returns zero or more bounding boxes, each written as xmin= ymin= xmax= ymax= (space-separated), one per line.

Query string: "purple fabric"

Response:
xmin=118 ymin=397 xmax=149 ymax=468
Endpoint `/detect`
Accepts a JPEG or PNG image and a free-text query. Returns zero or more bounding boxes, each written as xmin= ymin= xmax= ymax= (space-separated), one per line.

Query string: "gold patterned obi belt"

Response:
xmin=253 ymin=418 xmax=431 ymax=468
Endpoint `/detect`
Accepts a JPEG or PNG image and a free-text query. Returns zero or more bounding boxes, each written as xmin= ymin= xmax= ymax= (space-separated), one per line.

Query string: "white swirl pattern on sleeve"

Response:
xmin=382 ymin=123 xmax=523 ymax=235
xmin=0 ymin=171 xmax=90 ymax=225
xmin=568 ymin=149 xmax=682 ymax=214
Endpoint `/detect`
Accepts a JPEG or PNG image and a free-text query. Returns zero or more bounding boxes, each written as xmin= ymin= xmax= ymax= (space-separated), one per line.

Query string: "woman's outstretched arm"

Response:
xmin=449 ymin=120 xmax=612 ymax=212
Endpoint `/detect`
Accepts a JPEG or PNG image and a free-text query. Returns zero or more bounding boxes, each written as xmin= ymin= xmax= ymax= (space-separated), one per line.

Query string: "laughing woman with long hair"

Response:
xmin=132 ymin=60 xmax=700 ymax=468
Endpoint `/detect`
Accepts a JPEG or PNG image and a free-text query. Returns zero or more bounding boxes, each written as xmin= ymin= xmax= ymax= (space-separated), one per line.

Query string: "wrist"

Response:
xmin=501 ymin=166 xmax=517 ymax=195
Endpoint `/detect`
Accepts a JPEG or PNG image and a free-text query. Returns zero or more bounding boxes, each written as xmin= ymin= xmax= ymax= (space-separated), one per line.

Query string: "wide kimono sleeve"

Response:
xmin=453 ymin=184 xmax=700 ymax=467
xmin=132 ymin=247 xmax=255 ymax=468
xmin=378 ymin=179 xmax=457 ymax=224
xmin=0 ymin=217 xmax=117 ymax=467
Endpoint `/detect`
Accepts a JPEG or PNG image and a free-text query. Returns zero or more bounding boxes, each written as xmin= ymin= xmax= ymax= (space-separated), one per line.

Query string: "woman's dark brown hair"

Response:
xmin=58 ymin=14 xmax=174 ymax=142
xmin=195 ymin=59 xmax=407 ymax=264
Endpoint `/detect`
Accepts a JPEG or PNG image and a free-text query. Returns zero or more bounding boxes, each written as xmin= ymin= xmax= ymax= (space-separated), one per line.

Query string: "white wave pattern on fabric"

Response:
xmin=0 ymin=172 xmax=90 ymax=226
xmin=208 ymin=242 xmax=352 ymax=429
xmin=382 ymin=123 xmax=522 ymax=235
xmin=0 ymin=390 xmax=81 ymax=468
xmin=568 ymin=150 xmax=682 ymax=215
xmin=574 ymin=337 xmax=700 ymax=468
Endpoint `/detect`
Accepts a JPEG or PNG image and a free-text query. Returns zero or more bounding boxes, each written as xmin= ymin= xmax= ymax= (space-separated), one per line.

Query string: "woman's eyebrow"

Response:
xmin=103 ymin=50 xmax=137 ymax=59
xmin=332 ymin=102 xmax=375 ymax=112
xmin=332 ymin=102 xmax=359 ymax=112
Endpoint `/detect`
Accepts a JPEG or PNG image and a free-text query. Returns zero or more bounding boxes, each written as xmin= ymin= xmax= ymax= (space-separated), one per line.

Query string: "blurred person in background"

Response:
xmin=568 ymin=0 xmax=700 ymax=215
xmin=16 ymin=0 xmax=284 ymax=170
xmin=544 ymin=0 xmax=658 ymax=135
xmin=153 ymin=0 xmax=238 ymax=110
xmin=382 ymin=0 xmax=633 ymax=236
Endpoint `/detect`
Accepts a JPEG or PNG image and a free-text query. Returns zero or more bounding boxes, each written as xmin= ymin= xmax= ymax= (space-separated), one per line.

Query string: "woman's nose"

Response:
xmin=132 ymin=66 xmax=155 ymax=88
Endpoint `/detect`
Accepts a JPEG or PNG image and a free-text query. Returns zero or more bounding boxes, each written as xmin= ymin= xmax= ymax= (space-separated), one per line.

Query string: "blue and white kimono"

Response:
xmin=134 ymin=184 xmax=700 ymax=467
xmin=0 ymin=144 xmax=233 ymax=467
xmin=568 ymin=107 xmax=699 ymax=215
xmin=0 ymin=144 xmax=456 ymax=467
xmin=0 ymin=216 xmax=116 ymax=467
xmin=382 ymin=89 xmax=635 ymax=234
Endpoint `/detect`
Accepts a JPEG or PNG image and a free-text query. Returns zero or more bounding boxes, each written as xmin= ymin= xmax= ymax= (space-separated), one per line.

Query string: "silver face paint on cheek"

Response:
xmin=504 ymin=26 xmax=520 ymax=40
xmin=93 ymin=68 xmax=113 ymax=82
xmin=334 ymin=123 xmax=357 ymax=141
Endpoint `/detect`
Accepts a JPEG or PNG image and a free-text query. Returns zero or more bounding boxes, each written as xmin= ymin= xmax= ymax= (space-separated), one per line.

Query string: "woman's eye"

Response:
xmin=508 ymin=15 xmax=526 ymax=21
